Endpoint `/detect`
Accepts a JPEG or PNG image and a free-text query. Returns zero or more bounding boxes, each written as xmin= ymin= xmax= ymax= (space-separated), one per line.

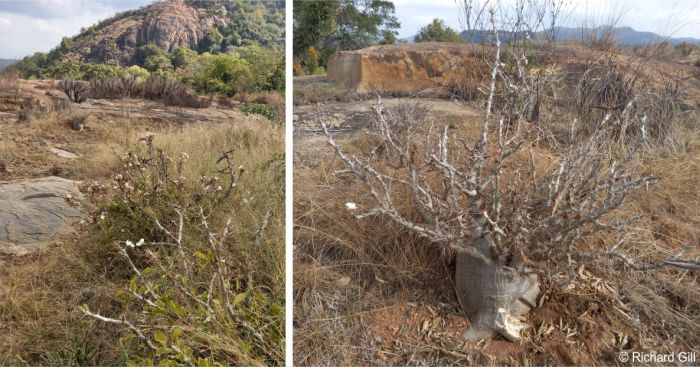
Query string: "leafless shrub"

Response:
xmin=87 ymin=76 xmax=210 ymax=108
xmin=88 ymin=78 xmax=125 ymax=99
xmin=161 ymin=83 xmax=211 ymax=108
xmin=68 ymin=113 xmax=88 ymax=131
xmin=17 ymin=98 xmax=49 ymax=123
xmin=559 ymin=58 xmax=691 ymax=154
xmin=322 ymin=3 xmax=699 ymax=342
xmin=17 ymin=103 xmax=33 ymax=123
xmin=52 ymin=96 xmax=72 ymax=112
xmin=139 ymin=76 xmax=178 ymax=101
xmin=58 ymin=79 xmax=87 ymax=103
xmin=80 ymin=141 xmax=281 ymax=365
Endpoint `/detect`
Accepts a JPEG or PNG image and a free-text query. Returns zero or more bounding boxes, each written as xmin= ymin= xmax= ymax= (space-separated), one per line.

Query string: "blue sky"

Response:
xmin=1 ymin=0 xmax=699 ymax=58
xmin=395 ymin=0 xmax=700 ymax=40
xmin=0 ymin=0 xmax=152 ymax=58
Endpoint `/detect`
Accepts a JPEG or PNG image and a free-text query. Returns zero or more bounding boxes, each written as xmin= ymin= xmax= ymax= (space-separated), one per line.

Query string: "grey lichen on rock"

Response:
xmin=0 ymin=177 xmax=87 ymax=255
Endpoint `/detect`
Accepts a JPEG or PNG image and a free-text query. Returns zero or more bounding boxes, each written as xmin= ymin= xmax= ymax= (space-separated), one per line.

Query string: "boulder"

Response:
xmin=327 ymin=42 xmax=487 ymax=96
xmin=0 ymin=177 xmax=88 ymax=255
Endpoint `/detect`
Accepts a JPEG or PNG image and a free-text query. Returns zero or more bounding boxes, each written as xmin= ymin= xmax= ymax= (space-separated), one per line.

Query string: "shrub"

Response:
xmin=144 ymin=54 xmax=173 ymax=73
xmin=125 ymin=65 xmax=149 ymax=81
xmin=242 ymin=103 xmax=277 ymax=121
xmin=81 ymin=140 xmax=283 ymax=366
xmin=236 ymin=45 xmax=285 ymax=91
xmin=171 ymin=46 xmax=197 ymax=69
xmin=200 ymin=54 xmax=254 ymax=96
xmin=87 ymin=76 xmax=211 ymax=108
xmin=59 ymin=79 xmax=87 ymax=103
xmin=199 ymin=28 xmax=224 ymax=54
xmin=415 ymin=18 xmax=463 ymax=43
xmin=305 ymin=46 xmax=319 ymax=74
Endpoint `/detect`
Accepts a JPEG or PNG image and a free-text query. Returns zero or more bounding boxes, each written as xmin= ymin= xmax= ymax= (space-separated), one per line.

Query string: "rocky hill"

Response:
xmin=40 ymin=0 xmax=284 ymax=67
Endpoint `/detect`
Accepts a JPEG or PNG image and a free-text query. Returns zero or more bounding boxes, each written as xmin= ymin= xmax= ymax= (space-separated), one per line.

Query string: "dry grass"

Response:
xmin=293 ymin=96 xmax=700 ymax=365
xmin=293 ymin=80 xmax=359 ymax=105
xmin=0 ymin=115 xmax=284 ymax=365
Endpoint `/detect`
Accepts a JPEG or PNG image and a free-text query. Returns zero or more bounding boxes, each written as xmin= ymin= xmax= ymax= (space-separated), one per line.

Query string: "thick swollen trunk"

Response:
xmin=455 ymin=236 xmax=540 ymax=342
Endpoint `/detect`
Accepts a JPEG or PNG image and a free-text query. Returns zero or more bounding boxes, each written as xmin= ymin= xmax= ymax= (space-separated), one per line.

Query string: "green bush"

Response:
xmin=199 ymin=28 xmax=224 ymax=53
xmin=144 ymin=53 xmax=173 ymax=72
xmin=199 ymin=54 xmax=254 ymax=96
xmin=171 ymin=46 xmax=198 ymax=68
xmin=242 ymin=103 xmax=277 ymax=121
xmin=236 ymin=45 xmax=284 ymax=91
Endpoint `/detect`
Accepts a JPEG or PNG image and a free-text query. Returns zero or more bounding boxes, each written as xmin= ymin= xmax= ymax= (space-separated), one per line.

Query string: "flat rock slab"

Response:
xmin=0 ymin=177 xmax=87 ymax=255
xmin=49 ymin=147 xmax=80 ymax=159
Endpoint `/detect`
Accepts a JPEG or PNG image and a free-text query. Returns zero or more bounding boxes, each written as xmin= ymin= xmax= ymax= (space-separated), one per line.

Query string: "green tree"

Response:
xmin=236 ymin=45 xmax=284 ymax=90
xmin=330 ymin=0 xmax=400 ymax=50
xmin=47 ymin=36 xmax=75 ymax=61
xmin=137 ymin=44 xmax=166 ymax=64
xmin=171 ymin=46 xmax=197 ymax=68
xmin=137 ymin=44 xmax=173 ymax=72
xmin=125 ymin=65 xmax=150 ymax=81
xmin=293 ymin=0 xmax=339 ymax=57
xmin=199 ymin=28 xmax=224 ymax=53
xmin=144 ymin=54 xmax=173 ymax=72
xmin=200 ymin=54 xmax=253 ymax=96
xmin=293 ymin=0 xmax=400 ymax=67
xmin=414 ymin=18 xmax=463 ymax=43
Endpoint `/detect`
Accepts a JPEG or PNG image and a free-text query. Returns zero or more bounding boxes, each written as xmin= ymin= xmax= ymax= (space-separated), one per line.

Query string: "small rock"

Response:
xmin=49 ymin=147 xmax=80 ymax=159
xmin=336 ymin=276 xmax=351 ymax=287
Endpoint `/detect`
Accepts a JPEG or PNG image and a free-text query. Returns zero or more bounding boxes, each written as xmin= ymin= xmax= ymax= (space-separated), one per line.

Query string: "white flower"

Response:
xmin=100 ymin=212 xmax=106 ymax=220
xmin=135 ymin=239 xmax=145 ymax=247
xmin=125 ymin=240 xmax=135 ymax=248
xmin=345 ymin=202 xmax=358 ymax=210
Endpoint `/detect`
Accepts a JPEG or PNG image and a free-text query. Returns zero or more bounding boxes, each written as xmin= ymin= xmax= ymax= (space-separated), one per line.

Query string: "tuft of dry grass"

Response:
xmin=293 ymin=80 xmax=359 ymax=105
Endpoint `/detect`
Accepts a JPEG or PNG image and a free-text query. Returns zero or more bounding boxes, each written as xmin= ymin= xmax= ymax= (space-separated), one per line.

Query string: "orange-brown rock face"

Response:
xmin=327 ymin=43 xmax=487 ymax=95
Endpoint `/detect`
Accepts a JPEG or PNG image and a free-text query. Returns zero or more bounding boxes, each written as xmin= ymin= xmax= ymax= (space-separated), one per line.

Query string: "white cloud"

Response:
xmin=0 ymin=0 xmax=152 ymax=58
xmin=32 ymin=19 xmax=61 ymax=33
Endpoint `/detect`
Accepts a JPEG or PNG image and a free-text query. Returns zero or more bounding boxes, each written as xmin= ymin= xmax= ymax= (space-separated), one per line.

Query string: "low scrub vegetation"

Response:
xmin=294 ymin=1 xmax=699 ymax=365
xmin=242 ymin=103 xmax=278 ymax=122
xmin=89 ymin=76 xmax=212 ymax=108
xmin=0 ymin=122 xmax=284 ymax=366
xmin=6 ymin=45 xmax=284 ymax=99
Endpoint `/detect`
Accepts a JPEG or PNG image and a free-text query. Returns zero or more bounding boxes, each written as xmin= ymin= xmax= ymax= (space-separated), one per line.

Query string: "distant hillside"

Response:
xmin=61 ymin=0 xmax=284 ymax=66
xmin=545 ymin=26 xmax=700 ymax=46
xmin=10 ymin=0 xmax=283 ymax=70
xmin=405 ymin=26 xmax=700 ymax=46
xmin=3 ymin=0 xmax=285 ymax=96
xmin=0 ymin=59 xmax=17 ymax=69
